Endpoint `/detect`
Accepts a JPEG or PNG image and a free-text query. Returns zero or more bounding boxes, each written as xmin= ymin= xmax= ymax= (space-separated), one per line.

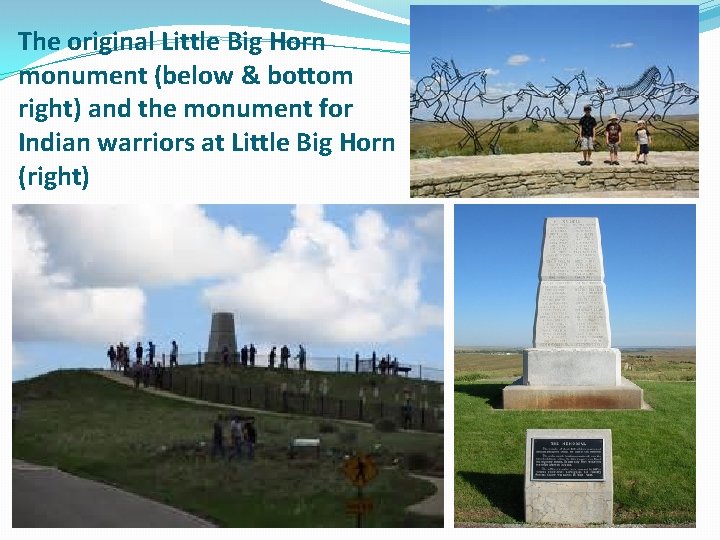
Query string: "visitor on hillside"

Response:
xmin=133 ymin=360 xmax=142 ymax=389
xmin=298 ymin=344 xmax=306 ymax=371
xmin=578 ymin=104 xmax=597 ymax=165
xmin=228 ymin=416 xmax=244 ymax=461
xmin=142 ymin=361 xmax=151 ymax=388
xmin=244 ymin=419 xmax=257 ymax=460
xmin=249 ymin=344 xmax=256 ymax=367
xmin=241 ymin=345 xmax=249 ymax=367
xmin=401 ymin=398 xmax=413 ymax=429
xmin=135 ymin=342 xmax=143 ymax=363
xmin=269 ymin=346 xmax=277 ymax=368
xmin=635 ymin=120 xmax=652 ymax=164
xmin=147 ymin=341 xmax=156 ymax=365
xmin=170 ymin=340 xmax=178 ymax=367
xmin=280 ymin=345 xmax=290 ymax=369
xmin=117 ymin=342 xmax=125 ymax=372
xmin=605 ymin=113 xmax=622 ymax=165
xmin=107 ymin=345 xmax=116 ymax=371
xmin=211 ymin=414 xmax=225 ymax=459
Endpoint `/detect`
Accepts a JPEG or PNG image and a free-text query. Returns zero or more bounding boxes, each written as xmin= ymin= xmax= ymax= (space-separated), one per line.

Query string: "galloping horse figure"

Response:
xmin=474 ymin=71 xmax=592 ymax=153
xmin=412 ymin=58 xmax=488 ymax=153
xmin=592 ymin=66 xmax=698 ymax=149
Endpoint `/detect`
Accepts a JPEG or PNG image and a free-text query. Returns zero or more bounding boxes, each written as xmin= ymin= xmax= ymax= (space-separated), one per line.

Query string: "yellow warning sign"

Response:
xmin=343 ymin=453 xmax=378 ymax=487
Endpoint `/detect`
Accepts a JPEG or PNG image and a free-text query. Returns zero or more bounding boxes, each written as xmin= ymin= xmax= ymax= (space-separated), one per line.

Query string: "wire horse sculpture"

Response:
xmin=411 ymin=60 xmax=698 ymax=154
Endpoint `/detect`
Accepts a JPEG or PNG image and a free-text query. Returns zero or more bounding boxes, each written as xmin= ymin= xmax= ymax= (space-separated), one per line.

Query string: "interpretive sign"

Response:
xmin=531 ymin=438 xmax=604 ymax=481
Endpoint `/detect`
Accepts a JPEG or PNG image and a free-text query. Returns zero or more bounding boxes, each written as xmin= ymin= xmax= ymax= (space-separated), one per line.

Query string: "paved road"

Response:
xmin=406 ymin=474 xmax=444 ymax=517
xmin=13 ymin=460 xmax=214 ymax=527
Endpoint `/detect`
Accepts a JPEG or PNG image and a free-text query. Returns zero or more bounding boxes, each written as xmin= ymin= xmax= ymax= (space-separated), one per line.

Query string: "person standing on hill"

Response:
xmin=135 ymin=342 xmax=143 ymax=363
xmin=280 ymin=345 xmax=290 ymax=369
xmin=107 ymin=345 xmax=116 ymax=371
xmin=249 ymin=344 xmax=256 ymax=367
xmin=269 ymin=346 xmax=277 ymax=368
xmin=170 ymin=340 xmax=178 ymax=367
xmin=578 ymin=104 xmax=597 ymax=165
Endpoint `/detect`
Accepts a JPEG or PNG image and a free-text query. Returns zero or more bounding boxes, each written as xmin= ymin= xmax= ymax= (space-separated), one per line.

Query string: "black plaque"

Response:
xmin=531 ymin=438 xmax=604 ymax=481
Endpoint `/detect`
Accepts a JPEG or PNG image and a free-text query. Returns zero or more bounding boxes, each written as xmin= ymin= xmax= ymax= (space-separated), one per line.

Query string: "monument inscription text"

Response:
xmin=531 ymin=438 xmax=604 ymax=481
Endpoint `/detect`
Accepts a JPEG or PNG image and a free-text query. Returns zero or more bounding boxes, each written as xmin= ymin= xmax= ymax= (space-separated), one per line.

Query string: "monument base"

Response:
xmin=503 ymin=377 xmax=645 ymax=410
xmin=523 ymin=348 xmax=621 ymax=386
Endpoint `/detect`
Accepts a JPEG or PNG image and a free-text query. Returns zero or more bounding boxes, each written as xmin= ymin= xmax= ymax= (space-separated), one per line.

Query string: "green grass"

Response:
xmin=454 ymin=348 xmax=695 ymax=383
xmin=454 ymin=378 xmax=695 ymax=525
xmin=13 ymin=371 xmax=443 ymax=527
xmin=411 ymin=118 xmax=699 ymax=158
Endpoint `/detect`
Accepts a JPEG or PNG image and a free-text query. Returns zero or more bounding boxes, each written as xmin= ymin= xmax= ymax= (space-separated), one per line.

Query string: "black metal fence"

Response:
xmin=138 ymin=368 xmax=443 ymax=433
xmin=156 ymin=351 xmax=443 ymax=382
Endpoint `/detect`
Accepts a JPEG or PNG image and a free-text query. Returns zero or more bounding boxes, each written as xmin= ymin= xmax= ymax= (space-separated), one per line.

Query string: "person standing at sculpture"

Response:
xmin=298 ymin=344 xmax=306 ymax=371
xmin=228 ymin=416 xmax=244 ymax=461
xmin=135 ymin=342 xmax=143 ymax=363
xmin=240 ymin=345 xmax=249 ymax=367
xmin=280 ymin=345 xmax=290 ymax=369
xmin=222 ymin=345 xmax=230 ymax=367
xmin=605 ymin=114 xmax=622 ymax=165
xmin=635 ymin=120 xmax=652 ymax=164
xmin=578 ymin=105 xmax=597 ymax=165
xmin=147 ymin=341 xmax=156 ymax=365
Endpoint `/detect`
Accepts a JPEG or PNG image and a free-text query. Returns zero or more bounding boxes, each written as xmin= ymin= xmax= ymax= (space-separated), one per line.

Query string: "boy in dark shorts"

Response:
xmin=578 ymin=105 xmax=597 ymax=165
xmin=605 ymin=114 xmax=622 ymax=165
xmin=635 ymin=120 xmax=652 ymax=164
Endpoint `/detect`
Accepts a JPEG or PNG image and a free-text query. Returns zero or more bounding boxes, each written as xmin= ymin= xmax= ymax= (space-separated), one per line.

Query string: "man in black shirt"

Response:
xmin=578 ymin=105 xmax=597 ymax=165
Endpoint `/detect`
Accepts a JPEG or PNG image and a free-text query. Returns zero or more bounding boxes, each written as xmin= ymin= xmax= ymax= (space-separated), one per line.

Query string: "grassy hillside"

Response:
xmin=13 ymin=371 xmax=443 ymax=527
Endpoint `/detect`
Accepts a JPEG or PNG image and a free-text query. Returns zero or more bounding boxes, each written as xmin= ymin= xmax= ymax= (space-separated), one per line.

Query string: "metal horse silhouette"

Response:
xmin=411 ymin=59 xmax=698 ymax=154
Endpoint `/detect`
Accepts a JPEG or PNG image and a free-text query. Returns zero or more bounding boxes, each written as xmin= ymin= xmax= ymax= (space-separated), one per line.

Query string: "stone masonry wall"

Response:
xmin=411 ymin=166 xmax=698 ymax=198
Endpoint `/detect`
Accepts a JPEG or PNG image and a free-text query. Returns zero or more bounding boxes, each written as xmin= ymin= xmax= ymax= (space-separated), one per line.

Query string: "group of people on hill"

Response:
xmin=107 ymin=340 xmax=179 ymax=371
xmin=220 ymin=343 xmax=307 ymax=370
xmin=212 ymin=414 xmax=257 ymax=461
xmin=107 ymin=339 xmax=181 ymax=390
xmin=578 ymin=105 xmax=653 ymax=166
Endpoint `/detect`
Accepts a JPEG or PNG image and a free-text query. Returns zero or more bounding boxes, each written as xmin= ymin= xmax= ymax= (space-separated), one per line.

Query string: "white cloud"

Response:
xmin=611 ymin=42 xmax=635 ymax=49
xmin=18 ymin=205 xmax=263 ymax=287
xmin=410 ymin=78 xmax=416 ymax=92
xmin=564 ymin=67 xmax=578 ymax=72
xmin=507 ymin=54 xmax=530 ymax=66
xmin=202 ymin=206 xmax=443 ymax=345
xmin=539 ymin=57 xmax=547 ymax=63
xmin=13 ymin=208 xmax=145 ymax=342
xmin=483 ymin=68 xmax=500 ymax=76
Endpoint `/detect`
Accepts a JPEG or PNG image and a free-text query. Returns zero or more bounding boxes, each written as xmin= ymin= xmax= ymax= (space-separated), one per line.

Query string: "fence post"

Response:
xmin=199 ymin=376 xmax=203 ymax=400
xmin=359 ymin=399 xmax=363 ymax=421
xmin=184 ymin=375 xmax=187 ymax=395
xmin=337 ymin=356 xmax=341 ymax=373
xmin=197 ymin=350 xmax=201 ymax=366
xmin=421 ymin=407 xmax=425 ymax=429
xmin=264 ymin=385 xmax=268 ymax=409
xmin=419 ymin=364 xmax=422 ymax=380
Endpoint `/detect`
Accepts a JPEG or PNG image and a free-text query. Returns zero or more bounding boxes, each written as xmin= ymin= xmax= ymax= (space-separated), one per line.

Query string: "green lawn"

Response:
xmin=13 ymin=371 xmax=443 ymax=527
xmin=455 ymin=378 xmax=695 ymax=525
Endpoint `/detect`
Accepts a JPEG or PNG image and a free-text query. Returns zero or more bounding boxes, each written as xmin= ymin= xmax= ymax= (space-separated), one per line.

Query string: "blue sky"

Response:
xmin=411 ymin=4 xmax=699 ymax=118
xmin=13 ymin=204 xmax=444 ymax=381
xmin=455 ymin=204 xmax=696 ymax=347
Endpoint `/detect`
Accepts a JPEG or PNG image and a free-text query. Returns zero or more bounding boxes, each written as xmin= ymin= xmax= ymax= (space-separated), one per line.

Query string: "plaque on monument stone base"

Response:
xmin=503 ymin=217 xmax=645 ymax=409
xmin=525 ymin=429 xmax=613 ymax=525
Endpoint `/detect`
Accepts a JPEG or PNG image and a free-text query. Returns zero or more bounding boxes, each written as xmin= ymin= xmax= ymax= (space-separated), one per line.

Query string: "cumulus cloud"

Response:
xmin=13 ymin=208 xmax=145 ymax=342
xmin=611 ymin=42 xmax=635 ymax=49
xmin=13 ymin=205 xmax=443 ymax=351
xmin=18 ymin=205 xmax=263 ymax=287
xmin=202 ymin=206 xmax=443 ymax=345
xmin=483 ymin=68 xmax=500 ymax=76
xmin=507 ymin=54 xmax=530 ymax=66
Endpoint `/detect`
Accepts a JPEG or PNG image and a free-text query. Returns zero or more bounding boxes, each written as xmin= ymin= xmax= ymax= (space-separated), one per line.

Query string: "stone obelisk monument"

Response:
xmin=503 ymin=217 xmax=644 ymax=409
xmin=206 ymin=312 xmax=237 ymax=363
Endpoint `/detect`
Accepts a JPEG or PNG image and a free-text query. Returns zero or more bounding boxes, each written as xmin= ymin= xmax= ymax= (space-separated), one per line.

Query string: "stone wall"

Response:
xmin=411 ymin=166 xmax=699 ymax=198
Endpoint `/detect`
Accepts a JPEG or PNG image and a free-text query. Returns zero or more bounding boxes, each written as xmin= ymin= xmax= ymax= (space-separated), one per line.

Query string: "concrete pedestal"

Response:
xmin=523 ymin=348 xmax=621 ymax=386
xmin=504 ymin=377 xmax=644 ymax=410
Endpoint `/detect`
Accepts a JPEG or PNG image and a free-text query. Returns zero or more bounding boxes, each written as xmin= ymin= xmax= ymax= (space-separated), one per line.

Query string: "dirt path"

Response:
xmin=406 ymin=474 xmax=444 ymax=517
xmin=92 ymin=370 xmax=443 ymax=437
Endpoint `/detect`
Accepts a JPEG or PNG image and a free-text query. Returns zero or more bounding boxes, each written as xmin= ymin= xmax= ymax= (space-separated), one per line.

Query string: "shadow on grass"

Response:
xmin=454 ymin=383 xmax=504 ymax=409
xmin=457 ymin=471 xmax=524 ymax=522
